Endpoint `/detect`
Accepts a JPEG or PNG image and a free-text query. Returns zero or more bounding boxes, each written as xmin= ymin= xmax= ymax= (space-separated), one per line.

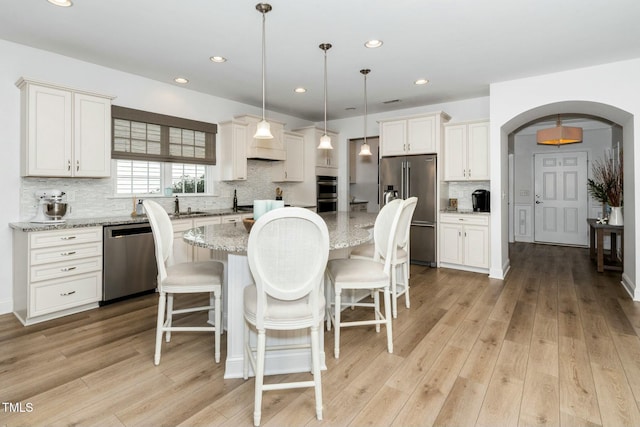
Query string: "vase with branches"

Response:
xmin=587 ymin=151 xmax=623 ymax=219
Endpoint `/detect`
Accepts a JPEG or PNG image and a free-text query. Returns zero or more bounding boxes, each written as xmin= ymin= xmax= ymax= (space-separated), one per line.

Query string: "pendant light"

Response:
xmin=359 ymin=69 xmax=372 ymax=156
xmin=536 ymin=114 xmax=582 ymax=146
xmin=318 ymin=43 xmax=333 ymax=149
xmin=254 ymin=3 xmax=273 ymax=139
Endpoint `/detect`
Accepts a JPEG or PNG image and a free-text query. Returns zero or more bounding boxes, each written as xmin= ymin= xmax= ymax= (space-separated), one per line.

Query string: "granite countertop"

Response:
xmin=440 ymin=209 xmax=491 ymax=215
xmin=9 ymin=208 xmax=242 ymax=232
xmin=9 ymin=203 xmax=319 ymax=232
xmin=184 ymin=211 xmax=377 ymax=253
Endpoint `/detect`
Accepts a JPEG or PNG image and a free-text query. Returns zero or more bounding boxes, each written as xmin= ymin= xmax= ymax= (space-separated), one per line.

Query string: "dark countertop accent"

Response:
xmin=350 ymin=200 xmax=369 ymax=205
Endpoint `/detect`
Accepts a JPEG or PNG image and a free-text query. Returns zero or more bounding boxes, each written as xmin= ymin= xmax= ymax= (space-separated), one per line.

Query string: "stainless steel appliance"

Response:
xmin=317 ymin=175 xmax=338 ymax=213
xmin=472 ymin=189 xmax=490 ymax=212
xmin=102 ymin=223 xmax=158 ymax=304
xmin=379 ymin=154 xmax=437 ymax=266
xmin=31 ymin=189 xmax=68 ymax=223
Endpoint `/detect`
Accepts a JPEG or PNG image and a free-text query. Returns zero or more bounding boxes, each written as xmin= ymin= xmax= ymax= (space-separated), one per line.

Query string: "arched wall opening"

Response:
xmin=495 ymin=100 xmax=635 ymax=297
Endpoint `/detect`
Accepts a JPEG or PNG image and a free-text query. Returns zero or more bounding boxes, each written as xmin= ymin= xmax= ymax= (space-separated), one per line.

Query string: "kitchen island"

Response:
xmin=183 ymin=210 xmax=376 ymax=379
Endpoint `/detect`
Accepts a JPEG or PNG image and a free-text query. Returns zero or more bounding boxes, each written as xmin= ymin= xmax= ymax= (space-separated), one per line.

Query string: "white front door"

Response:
xmin=534 ymin=151 xmax=588 ymax=246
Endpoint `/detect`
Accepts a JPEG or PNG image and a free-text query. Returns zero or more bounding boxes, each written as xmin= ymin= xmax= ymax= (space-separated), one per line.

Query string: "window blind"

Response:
xmin=111 ymin=106 xmax=216 ymax=165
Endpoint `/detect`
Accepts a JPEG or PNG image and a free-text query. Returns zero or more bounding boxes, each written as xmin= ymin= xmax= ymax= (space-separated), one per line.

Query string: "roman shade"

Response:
xmin=111 ymin=106 xmax=217 ymax=165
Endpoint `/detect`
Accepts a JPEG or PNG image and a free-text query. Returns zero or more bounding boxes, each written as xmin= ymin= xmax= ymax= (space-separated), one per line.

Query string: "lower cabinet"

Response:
xmin=439 ymin=213 xmax=490 ymax=271
xmin=13 ymin=226 xmax=103 ymax=325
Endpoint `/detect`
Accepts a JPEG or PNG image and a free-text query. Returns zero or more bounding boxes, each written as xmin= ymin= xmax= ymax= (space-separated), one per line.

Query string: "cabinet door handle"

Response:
xmin=60 ymin=236 xmax=77 ymax=240
xmin=76 ymin=160 xmax=80 ymax=172
xmin=468 ymin=169 xmax=471 ymax=178
xmin=67 ymin=160 xmax=71 ymax=171
xmin=407 ymin=144 xmax=411 ymax=151
xmin=60 ymin=251 xmax=77 ymax=256
xmin=60 ymin=290 xmax=76 ymax=296
xmin=60 ymin=266 xmax=77 ymax=272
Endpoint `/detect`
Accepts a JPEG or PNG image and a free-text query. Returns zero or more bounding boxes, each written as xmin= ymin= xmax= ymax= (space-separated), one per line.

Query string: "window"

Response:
xmin=115 ymin=160 xmax=210 ymax=196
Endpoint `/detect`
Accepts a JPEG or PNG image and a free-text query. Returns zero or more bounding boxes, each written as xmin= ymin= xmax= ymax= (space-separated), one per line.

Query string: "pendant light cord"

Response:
xmin=324 ymin=48 xmax=328 ymax=135
xmin=261 ymin=10 xmax=266 ymax=121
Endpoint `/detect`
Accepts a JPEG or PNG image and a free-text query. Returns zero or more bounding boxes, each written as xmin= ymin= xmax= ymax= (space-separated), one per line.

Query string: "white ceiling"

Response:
xmin=2 ymin=0 xmax=640 ymax=122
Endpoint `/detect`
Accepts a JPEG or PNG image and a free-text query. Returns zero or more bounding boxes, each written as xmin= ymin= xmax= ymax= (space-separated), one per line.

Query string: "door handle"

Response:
xmin=535 ymin=200 xmax=542 ymax=204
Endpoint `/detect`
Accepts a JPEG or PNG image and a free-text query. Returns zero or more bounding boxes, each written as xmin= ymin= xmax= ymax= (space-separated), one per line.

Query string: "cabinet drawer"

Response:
xmin=30 ymin=227 xmax=102 ymax=248
xmin=30 ymin=256 xmax=102 ymax=283
xmin=30 ymin=241 xmax=102 ymax=265
xmin=221 ymin=215 xmax=242 ymax=223
xmin=30 ymin=272 xmax=101 ymax=317
xmin=440 ymin=214 xmax=489 ymax=226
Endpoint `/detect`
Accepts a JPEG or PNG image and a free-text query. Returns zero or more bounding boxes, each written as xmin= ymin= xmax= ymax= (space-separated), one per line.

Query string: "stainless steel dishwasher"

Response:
xmin=102 ymin=223 xmax=158 ymax=304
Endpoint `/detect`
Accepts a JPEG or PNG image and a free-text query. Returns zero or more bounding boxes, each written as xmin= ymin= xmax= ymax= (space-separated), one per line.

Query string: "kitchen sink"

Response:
xmin=169 ymin=210 xmax=207 ymax=218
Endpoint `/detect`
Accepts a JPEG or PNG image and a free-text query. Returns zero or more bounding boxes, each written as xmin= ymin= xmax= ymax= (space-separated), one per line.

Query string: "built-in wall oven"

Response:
xmin=317 ymin=175 xmax=338 ymax=213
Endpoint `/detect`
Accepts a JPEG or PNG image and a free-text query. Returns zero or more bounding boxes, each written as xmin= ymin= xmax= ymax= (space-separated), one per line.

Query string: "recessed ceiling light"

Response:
xmin=294 ymin=87 xmax=306 ymax=93
xmin=47 ymin=0 xmax=73 ymax=6
xmin=174 ymin=77 xmax=189 ymax=84
xmin=365 ymin=40 xmax=383 ymax=48
xmin=415 ymin=79 xmax=429 ymax=85
xmin=210 ymin=56 xmax=227 ymax=63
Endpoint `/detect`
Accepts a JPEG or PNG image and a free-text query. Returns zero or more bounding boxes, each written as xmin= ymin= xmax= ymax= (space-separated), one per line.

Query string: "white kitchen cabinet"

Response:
xmin=219 ymin=119 xmax=248 ymax=181
xmin=443 ymin=120 xmax=490 ymax=181
xmin=293 ymin=126 xmax=339 ymax=176
xmin=439 ymin=213 xmax=490 ymax=271
xmin=379 ymin=112 xmax=450 ymax=157
xmin=17 ymin=78 xmax=113 ymax=178
xmin=12 ymin=226 xmax=103 ymax=325
xmin=193 ymin=216 xmax=222 ymax=261
xmin=273 ymin=131 xmax=304 ymax=182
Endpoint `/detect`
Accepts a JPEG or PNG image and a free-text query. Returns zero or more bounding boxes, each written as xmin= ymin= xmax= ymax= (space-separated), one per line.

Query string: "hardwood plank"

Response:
xmin=519 ymin=372 xmax=559 ymax=427
xmin=432 ymin=376 xmax=486 ymax=426
xmin=590 ymin=362 xmax=640 ymax=426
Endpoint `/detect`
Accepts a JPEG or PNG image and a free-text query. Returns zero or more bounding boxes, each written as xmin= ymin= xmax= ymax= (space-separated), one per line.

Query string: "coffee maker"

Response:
xmin=472 ymin=189 xmax=490 ymax=212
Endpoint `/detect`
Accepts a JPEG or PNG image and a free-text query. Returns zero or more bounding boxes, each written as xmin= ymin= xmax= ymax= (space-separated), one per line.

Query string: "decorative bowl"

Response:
xmin=242 ymin=218 xmax=256 ymax=233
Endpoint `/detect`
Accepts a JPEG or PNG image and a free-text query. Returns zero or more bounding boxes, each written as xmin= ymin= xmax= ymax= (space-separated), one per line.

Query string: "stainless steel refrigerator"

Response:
xmin=379 ymin=154 xmax=437 ymax=266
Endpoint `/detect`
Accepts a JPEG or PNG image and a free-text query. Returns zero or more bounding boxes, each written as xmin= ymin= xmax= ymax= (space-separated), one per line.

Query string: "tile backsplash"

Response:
xmin=19 ymin=160 xmax=297 ymax=221
xmin=446 ymin=181 xmax=490 ymax=211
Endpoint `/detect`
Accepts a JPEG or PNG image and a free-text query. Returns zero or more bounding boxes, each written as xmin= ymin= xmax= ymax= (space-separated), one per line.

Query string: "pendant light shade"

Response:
xmin=359 ymin=69 xmax=372 ymax=156
xmin=536 ymin=115 xmax=582 ymax=146
xmin=318 ymin=43 xmax=333 ymax=150
xmin=254 ymin=3 xmax=273 ymax=140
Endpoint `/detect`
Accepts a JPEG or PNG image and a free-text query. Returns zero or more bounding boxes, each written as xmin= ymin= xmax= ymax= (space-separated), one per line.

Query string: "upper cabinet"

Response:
xmin=243 ymin=115 xmax=285 ymax=161
xmin=293 ymin=126 xmax=339 ymax=177
xmin=379 ymin=112 xmax=450 ymax=157
xmin=273 ymin=131 xmax=304 ymax=182
xmin=218 ymin=119 xmax=249 ymax=181
xmin=443 ymin=120 xmax=490 ymax=181
xmin=17 ymin=78 xmax=113 ymax=178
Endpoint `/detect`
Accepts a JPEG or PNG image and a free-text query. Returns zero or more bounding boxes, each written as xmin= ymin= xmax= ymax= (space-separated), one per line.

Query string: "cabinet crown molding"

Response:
xmin=16 ymin=77 xmax=116 ymax=100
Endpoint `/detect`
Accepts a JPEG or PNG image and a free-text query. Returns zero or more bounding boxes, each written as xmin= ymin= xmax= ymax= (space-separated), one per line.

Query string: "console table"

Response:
xmin=587 ymin=218 xmax=623 ymax=273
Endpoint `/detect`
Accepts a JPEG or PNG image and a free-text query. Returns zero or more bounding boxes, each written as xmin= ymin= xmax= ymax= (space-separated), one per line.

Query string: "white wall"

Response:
xmin=0 ymin=39 xmax=314 ymax=314
xmin=490 ymin=58 xmax=640 ymax=299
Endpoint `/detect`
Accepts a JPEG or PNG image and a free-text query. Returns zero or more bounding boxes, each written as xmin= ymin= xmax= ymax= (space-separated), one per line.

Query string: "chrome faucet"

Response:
xmin=174 ymin=195 xmax=180 ymax=214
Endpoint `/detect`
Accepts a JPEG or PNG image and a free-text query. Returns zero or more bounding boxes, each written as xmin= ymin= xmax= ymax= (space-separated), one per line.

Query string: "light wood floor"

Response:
xmin=2 ymin=242 xmax=640 ymax=427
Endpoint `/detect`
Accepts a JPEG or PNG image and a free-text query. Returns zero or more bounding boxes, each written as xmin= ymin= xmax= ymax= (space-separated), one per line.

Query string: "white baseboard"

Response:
xmin=622 ymin=272 xmax=637 ymax=301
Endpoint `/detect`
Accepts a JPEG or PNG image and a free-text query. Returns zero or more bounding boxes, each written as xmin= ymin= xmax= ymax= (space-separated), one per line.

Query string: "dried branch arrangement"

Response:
xmin=588 ymin=152 xmax=623 ymax=207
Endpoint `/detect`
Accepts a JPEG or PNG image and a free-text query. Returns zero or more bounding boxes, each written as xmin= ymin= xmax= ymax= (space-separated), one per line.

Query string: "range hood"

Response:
xmin=239 ymin=115 xmax=286 ymax=161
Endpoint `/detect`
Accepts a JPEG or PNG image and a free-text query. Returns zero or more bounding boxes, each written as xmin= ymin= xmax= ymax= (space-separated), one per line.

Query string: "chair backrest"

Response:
xmin=247 ymin=207 xmax=330 ymax=328
xmin=372 ymin=199 xmax=403 ymax=262
xmin=395 ymin=197 xmax=418 ymax=256
xmin=143 ymin=199 xmax=175 ymax=285
xmin=380 ymin=197 xmax=418 ymax=273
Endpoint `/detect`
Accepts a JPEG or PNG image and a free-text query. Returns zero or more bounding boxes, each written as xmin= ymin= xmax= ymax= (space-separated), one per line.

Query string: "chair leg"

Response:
xmin=154 ymin=292 xmax=166 ymax=365
xmin=391 ymin=264 xmax=398 ymax=319
xmin=373 ymin=289 xmax=381 ymax=333
xmin=214 ymin=290 xmax=221 ymax=363
xmin=243 ymin=319 xmax=250 ymax=380
xmin=165 ymin=294 xmax=174 ymax=342
xmin=253 ymin=330 xmax=266 ymax=426
xmin=383 ymin=286 xmax=393 ymax=354
xmin=334 ymin=290 xmax=341 ymax=359
xmin=310 ymin=325 xmax=323 ymax=421
xmin=325 ymin=272 xmax=332 ymax=332
xmin=403 ymin=262 xmax=410 ymax=309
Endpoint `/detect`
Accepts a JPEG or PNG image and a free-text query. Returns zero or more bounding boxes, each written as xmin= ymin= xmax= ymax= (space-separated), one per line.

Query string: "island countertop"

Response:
xmin=183 ymin=210 xmax=377 ymax=253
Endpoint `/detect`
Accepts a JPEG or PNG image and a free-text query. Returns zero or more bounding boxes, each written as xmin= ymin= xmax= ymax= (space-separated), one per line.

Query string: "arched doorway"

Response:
xmin=494 ymin=101 xmax=635 ymax=297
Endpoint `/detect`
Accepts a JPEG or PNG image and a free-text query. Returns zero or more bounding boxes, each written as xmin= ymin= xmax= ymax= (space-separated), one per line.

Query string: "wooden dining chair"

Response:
xmin=243 ymin=207 xmax=329 ymax=426
xmin=144 ymin=199 xmax=223 ymax=365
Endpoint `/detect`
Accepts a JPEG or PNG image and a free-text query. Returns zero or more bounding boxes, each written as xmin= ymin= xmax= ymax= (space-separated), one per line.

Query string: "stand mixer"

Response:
xmin=31 ymin=189 xmax=68 ymax=223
